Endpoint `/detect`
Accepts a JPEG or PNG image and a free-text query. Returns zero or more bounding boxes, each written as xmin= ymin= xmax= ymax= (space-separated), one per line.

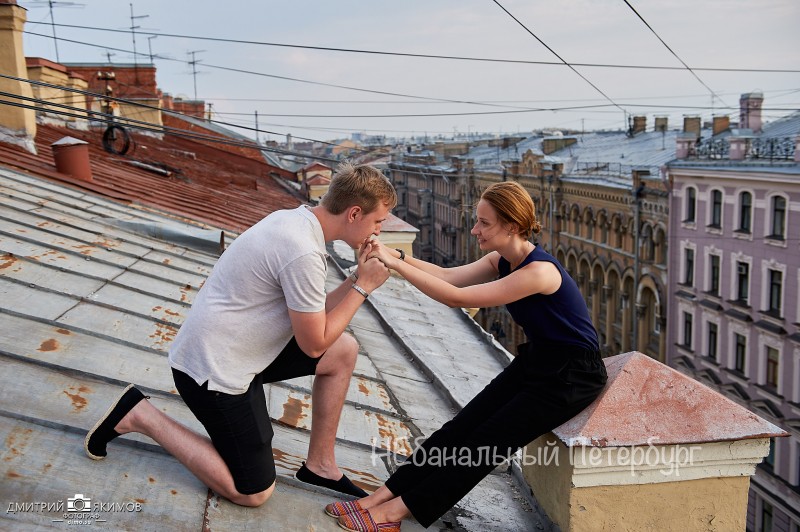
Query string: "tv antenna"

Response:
xmin=127 ymin=3 xmax=150 ymax=83
xmin=27 ymin=0 xmax=85 ymax=63
xmin=187 ymin=50 xmax=206 ymax=100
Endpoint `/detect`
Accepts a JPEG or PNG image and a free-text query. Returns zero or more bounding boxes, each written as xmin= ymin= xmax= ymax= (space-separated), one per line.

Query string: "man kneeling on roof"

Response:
xmin=85 ymin=162 xmax=396 ymax=506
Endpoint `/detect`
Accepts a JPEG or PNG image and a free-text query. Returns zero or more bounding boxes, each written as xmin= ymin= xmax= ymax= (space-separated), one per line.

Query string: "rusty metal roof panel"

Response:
xmin=1 ymin=281 xmax=78 ymax=321
xmin=0 ymin=256 xmax=105 ymax=297
xmin=58 ymin=303 xmax=179 ymax=352
xmin=89 ymin=284 xmax=190 ymax=325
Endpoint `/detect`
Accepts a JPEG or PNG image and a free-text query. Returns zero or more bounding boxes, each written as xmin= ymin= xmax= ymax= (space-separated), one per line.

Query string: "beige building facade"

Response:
xmin=388 ymin=122 xmax=676 ymax=360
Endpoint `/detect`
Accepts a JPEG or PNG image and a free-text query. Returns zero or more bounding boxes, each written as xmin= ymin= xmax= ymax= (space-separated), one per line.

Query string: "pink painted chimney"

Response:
xmin=740 ymin=92 xmax=764 ymax=133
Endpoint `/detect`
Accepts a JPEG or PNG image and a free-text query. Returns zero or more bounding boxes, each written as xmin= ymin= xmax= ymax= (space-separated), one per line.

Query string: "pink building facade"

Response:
xmin=666 ymin=98 xmax=800 ymax=530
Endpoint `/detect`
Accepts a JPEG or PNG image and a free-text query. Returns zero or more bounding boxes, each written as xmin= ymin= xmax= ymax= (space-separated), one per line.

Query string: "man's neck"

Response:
xmin=308 ymin=205 xmax=337 ymax=244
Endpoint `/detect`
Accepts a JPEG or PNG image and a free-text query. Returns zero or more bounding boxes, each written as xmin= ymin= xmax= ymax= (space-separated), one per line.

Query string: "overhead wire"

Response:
xmin=490 ymin=0 xmax=628 ymax=118
xmin=0 ymin=73 xmax=354 ymax=162
xmin=1 ymin=96 xmax=352 ymax=164
xmin=22 ymin=30 xmax=799 ymax=120
xmin=4 ymin=70 xmax=369 ymax=151
xmin=24 ymin=21 xmax=800 ymax=74
xmin=22 ymin=30 xmax=549 ymax=113
xmin=20 ymin=26 xmax=798 ymax=139
xmin=208 ymin=103 xmax=798 ymax=119
xmin=621 ymin=0 xmax=730 ymax=108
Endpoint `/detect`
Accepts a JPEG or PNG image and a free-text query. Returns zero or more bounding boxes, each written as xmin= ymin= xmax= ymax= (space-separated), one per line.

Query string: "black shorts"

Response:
xmin=172 ymin=337 xmax=322 ymax=495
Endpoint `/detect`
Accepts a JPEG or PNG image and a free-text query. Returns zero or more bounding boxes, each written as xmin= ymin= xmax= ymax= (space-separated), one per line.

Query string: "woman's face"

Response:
xmin=471 ymin=200 xmax=507 ymax=250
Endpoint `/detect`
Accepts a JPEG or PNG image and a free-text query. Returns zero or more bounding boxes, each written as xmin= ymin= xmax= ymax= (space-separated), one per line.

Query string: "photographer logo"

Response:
xmin=66 ymin=494 xmax=91 ymax=513
xmin=6 ymin=492 xmax=143 ymax=526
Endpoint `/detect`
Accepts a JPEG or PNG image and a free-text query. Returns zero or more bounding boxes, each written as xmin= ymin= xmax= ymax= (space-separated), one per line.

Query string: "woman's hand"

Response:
xmin=368 ymin=239 xmax=401 ymax=270
xmin=356 ymin=239 xmax=390 ymax=292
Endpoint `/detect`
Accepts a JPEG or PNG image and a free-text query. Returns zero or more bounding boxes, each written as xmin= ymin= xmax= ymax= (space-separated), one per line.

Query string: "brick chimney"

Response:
xmin=522 ymin=352 xmax=785 ymax=531
xmin=542 ymin=136 xmax=578 ymax=155
xmin=740 ymin=92 xmax=764 ymax=133
xmin=683 ymin=116 xmax=701 ymax=139
xmin=654 ymin=116 xmax=668 ymax=132
xmin=712 ymin=115 xmax=730 ymax=136
xmin=0 ymin=0 xmax=37 ymax=152
xmin=632 ymin=116 xmax=647 ymax=134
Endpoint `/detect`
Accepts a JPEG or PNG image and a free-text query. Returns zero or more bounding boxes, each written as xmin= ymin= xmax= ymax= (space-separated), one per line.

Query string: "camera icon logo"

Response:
xmin=66 ymin=494 xmax=91 ymax=512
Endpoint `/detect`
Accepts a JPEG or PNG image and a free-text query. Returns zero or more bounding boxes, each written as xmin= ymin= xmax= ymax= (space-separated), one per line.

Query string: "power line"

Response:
xmin=209 ymin=103 xmax=799 ymax=119
xmin=22 ymin=30 xmax=545 ymax=113
xmin=0 ymin=93 xmax=347 ymax=164
xmin=24 ymin=21 xmax=800 ymax=74
xmin=22 ymin=30 xmax=800 ymax=122
xmin=621 ymin=0 xmax=729 ymax=109
xmin=490 ymin=0 xmax=628 ymax=122
xmin=0 ymin=71 xmax=364 ymax=157
xmin=190 ymin=91 xmax=766 ymax=104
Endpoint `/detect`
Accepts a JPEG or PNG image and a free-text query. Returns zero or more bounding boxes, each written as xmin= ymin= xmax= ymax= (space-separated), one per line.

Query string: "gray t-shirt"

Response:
xmin=169 ymin=206 xmax=328 ymax=394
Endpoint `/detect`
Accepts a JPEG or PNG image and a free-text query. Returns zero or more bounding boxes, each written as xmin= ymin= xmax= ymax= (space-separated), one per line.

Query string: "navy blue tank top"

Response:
xmin=498 ymin=246 xmax=599 ymax=351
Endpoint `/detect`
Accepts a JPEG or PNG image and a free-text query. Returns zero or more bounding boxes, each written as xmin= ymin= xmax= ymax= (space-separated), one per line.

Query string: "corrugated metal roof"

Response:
xmin=0 ymin=131 xmax=548 ymax=529
xmin=556 ymin=130 xmax=678 ymax=175
xmin=761 ymin=110 xmax=800 ymax=138
xmin=468 ymin=137 xmax=544 ymax=170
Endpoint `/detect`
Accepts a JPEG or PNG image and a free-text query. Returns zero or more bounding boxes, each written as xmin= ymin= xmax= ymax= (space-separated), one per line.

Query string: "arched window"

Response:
xmin=738 ymin=191 xmax=752 ymax=233
xmin=769 ymin=195 xmax=787 ymax=239
xmin=612 ymin=215 xmax=623 ymax=249
xmin=709 ymin=189 xmax=723 ymax=228
xmin=642 ymin=225 xmax=655 ymax=261
xmin=685 ymin=187 xmax=697 ymax=222
xmin=572 ymin=207 xmax=581 ymax=236
xmin=655 ymin=226 xmax=667 ymax=265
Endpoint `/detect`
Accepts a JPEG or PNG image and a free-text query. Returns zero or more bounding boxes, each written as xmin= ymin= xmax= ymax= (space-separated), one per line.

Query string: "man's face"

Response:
xmin=349 ymin=202 xmax=390 ymax=247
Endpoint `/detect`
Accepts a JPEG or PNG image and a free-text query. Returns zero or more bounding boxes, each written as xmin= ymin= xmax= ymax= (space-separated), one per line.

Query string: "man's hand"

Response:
xmin=356 ymin=239 xmax=390 ymax=293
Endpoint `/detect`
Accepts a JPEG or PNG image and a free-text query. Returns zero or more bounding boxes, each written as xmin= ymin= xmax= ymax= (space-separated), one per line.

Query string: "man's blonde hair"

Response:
xmin=320 ymin=162 xmax=397 ymax=214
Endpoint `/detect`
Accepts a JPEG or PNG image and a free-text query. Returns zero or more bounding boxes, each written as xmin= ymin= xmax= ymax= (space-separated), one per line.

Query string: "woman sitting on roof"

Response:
xmin=325 ymin=180 xmax=608 ymax=532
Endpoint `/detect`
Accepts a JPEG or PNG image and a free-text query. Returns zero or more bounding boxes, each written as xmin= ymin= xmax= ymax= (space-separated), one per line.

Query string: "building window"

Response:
xmin=766 ymin=347 xmax=779 ymax=389
xmin=738 ymin=191 xmax=752 ymax=233
xmin=710 ymin=190 xmax=722 ymax=228
xmin=762 ymin=499 xmax=774 ymax=532
xmin=685 ymin=187 xmax=696 ymax=223
xmin=736 ymin=261 xmax=749 ymax=304
xmin=682 ymin=312 xmax=693 ymax=349
xmin=684 ymin=248 xmax=695 ymax=286
xmin=709 ymin=255 xmax=720 ymax=295
xmin=770 ymin=195 xmax=786 ymax=239
xmin=768 ymin=269 xmax=782 ymax=315
xmin=734 ymin=333 xmax=746 ymax=373
xmin=707 ymin=322 xmax=718 ymax=360
xmin=797 ymin=442 xmax=800 ymax=487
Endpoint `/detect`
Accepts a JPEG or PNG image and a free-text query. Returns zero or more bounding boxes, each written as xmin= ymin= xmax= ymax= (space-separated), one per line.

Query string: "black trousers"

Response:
xmin=384 ymin=341 xmax=607 ymax=528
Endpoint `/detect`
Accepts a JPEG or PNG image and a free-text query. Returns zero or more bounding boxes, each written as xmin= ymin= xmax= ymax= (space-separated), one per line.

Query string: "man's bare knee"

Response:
xmin=230 ymin=482 xmax=275 ymax=507
xmin=338 ymin=332 xmax=358 ymax=356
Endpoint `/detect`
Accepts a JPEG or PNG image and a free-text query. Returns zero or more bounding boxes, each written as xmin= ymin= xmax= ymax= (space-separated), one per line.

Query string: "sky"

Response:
xmin=17 ymin=0 xmax=800 ymax=144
